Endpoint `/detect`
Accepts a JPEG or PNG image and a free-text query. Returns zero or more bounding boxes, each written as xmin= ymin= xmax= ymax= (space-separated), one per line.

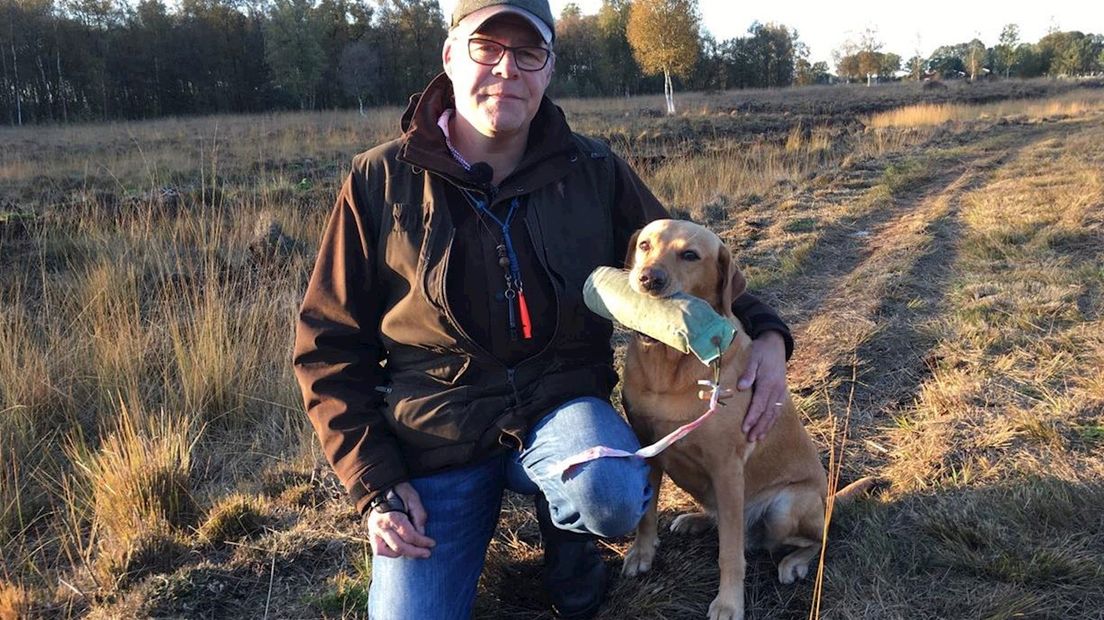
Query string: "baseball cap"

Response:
xmin=450 ymin=0 xmax=555 ymax=44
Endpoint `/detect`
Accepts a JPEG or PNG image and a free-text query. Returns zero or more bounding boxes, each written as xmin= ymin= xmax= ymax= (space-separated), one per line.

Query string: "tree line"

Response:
xmin=833 ymin=25 xmax=1104 ymax=84
xmin=2 ymin=0 xmax=1102 ymax=125
xmin=0 ymin=0 xmax=449 ymax=124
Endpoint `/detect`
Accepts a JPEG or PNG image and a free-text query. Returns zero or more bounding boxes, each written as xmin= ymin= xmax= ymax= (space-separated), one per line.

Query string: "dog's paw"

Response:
xmin=707 ymin=593 xmax=744 ymax=620
xmin=777 ymin=557 xmax=811 ymax=584
xmin=620 ymin=538 xmax=658 ymax=577
xmin=670 ymin=511 xmax=713 ymax=535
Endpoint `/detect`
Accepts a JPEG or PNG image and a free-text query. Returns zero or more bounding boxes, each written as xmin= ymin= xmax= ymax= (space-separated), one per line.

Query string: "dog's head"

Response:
xmin=625 ymin=219 xmax=746 ymax=315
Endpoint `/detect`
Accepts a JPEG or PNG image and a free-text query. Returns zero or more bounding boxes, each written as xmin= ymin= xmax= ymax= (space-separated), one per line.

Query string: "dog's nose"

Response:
xmin=638 ymin=267 xmax=667 ymax=293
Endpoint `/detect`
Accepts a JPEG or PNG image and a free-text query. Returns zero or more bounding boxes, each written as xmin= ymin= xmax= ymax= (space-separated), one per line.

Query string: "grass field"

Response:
xmin=2 ymin=77 xmax=1103 ymax=619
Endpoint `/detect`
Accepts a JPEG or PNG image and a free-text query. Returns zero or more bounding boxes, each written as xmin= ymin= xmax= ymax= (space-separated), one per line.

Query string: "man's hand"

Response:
xmin=364 ymin=482 xmax=435 ymax=559
xmin=737 ymin=331 xmax=788 ymax=442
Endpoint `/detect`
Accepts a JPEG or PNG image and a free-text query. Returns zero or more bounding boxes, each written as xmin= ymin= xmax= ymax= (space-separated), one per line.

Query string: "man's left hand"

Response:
xmin=736 ymin=331 xmax=788 ymax=442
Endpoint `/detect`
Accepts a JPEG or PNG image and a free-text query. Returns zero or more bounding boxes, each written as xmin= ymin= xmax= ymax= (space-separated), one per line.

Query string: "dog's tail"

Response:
xmin=832 ymin=476 xmax=880 ymax=504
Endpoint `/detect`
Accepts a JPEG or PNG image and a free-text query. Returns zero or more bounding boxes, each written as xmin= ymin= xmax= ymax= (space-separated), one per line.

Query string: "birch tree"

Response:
xmin=997 ymin=24 xmax=1019 ymax=78
xmin=626 ymin=0 xmax=699 ymax=115
xmin=965 ymin=38 xmax=986 ymax=80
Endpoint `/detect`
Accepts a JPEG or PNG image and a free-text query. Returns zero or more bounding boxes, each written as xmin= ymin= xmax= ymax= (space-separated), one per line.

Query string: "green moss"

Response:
xmin=1075 ymin=424 xmax=1104 ymax=444
xmin=309 ymin=550 xmax=372 ymax=617
xmin=312 ymin=576 xmax=370 ymax=617
xmin=782 ymin=217 xmax=818 ymax=233
xmin=882 ymin=159 xmax=931 ymax=195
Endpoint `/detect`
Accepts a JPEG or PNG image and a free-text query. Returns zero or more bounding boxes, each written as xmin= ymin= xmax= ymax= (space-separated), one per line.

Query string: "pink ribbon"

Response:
xmin=551 ymin=380 xmax=724 ymax=478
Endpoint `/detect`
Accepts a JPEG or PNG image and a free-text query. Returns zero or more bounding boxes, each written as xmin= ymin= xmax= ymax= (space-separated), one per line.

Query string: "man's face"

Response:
xmin=443 ymin=15 xmax=554 ymax=139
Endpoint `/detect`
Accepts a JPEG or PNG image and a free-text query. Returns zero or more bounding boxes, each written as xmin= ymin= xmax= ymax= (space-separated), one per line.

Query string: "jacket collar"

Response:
xmin=398 ymin=73 xmax=579 ymax=199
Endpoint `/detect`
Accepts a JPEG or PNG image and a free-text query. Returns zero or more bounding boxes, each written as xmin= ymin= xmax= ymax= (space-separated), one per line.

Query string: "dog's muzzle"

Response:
xmin=636 ymin=266 xmax=668 ymax=295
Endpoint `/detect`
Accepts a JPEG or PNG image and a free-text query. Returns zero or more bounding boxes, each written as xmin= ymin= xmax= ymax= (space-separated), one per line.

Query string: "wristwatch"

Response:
xmin=366 ymin=487 xmax=407 ymax=516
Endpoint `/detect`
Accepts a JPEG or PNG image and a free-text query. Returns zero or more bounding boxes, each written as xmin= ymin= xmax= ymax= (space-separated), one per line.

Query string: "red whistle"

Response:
xmin=517 ymin=291 xmax=532 ymax=339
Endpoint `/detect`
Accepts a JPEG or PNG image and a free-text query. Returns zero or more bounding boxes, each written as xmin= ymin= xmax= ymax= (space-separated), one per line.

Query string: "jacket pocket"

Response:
xmin=383 ymin=385 xmax=494 ymax=459
xmin=383 ymin=202 xmax=428 ymax=288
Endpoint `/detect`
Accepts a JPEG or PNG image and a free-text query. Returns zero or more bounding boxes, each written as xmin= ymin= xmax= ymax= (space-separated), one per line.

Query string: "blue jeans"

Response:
xmin=366 ymin=397 xmax=653 ymax=620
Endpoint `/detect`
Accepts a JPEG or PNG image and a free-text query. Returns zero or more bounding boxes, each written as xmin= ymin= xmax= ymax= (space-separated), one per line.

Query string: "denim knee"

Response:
xmin=566 ymin=458 xmax=651 ymax=538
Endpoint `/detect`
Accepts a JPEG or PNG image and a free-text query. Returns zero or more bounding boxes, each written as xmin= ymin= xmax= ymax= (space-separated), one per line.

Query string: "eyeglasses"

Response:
xmin=467 ymin=38 xmax=552 ymax=72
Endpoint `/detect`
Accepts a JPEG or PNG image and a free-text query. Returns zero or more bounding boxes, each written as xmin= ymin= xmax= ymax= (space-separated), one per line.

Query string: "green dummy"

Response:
xmin=583 ymin=266 xmax=737 ymax=365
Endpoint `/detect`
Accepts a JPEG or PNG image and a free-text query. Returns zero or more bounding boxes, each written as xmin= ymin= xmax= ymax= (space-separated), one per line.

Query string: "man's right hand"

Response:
xmin=364 ymin=482 xmax=436 ymax=559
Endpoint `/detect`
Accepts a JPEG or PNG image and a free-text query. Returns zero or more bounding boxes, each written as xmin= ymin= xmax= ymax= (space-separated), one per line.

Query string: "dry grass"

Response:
xmin=312 ymin=548 xmax=373 ymax=618
xmin=1 ymin=82 xmax=1103 ymax=617
xmin=883 ymin=120 xmax=1104 ymax=493
xmin=65 ymin=403 xmax=199 ymax=589
xmin=0 ymin=109 xmax=400 ymax=188
xmin=0 ymin=580 xmax=33 ymax=620
xmin=646 ymin=136 xmax=838 ymax=218
xmin=0 ymin=308 xmax=47 ymax=547
xmin=829 ymin=97 xmax=1104 ymax=618
xmin=197 ymin=493 xmax=270 ymax=545
xmin=865 ymin=90 xmax=1104 ymax=128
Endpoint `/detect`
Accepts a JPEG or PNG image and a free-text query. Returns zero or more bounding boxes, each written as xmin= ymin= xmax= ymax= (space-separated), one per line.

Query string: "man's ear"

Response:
xmin=717 ymin=243 xmax=746 ymax=312
xmin=624 ymin=229 xmax=641 ymax=269
xmin=442 ymin=37 xmax=454 ymax=79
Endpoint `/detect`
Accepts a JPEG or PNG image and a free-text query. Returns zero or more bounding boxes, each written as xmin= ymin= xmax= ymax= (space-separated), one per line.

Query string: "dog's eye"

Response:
xmin=680 ymin=250 xmax=700 ymax=261
xmin=638 ymin=240 xmax=651 ymax=252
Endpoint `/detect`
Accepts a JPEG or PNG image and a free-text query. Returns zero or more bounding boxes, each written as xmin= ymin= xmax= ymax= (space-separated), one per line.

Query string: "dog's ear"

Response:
xmin=717 ymin=242 xmax=747 ymax=312
xmin=624 ymin=228 xmax=642 ymax=269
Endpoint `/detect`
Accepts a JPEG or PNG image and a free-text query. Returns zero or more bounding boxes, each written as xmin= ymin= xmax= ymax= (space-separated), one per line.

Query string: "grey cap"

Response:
xmin=450 ymin=0 xmax=555 ymax=43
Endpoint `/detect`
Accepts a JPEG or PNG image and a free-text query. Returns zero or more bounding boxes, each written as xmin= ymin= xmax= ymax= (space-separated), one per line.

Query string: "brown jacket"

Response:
xmin=293 ymin=74 xmax=792 ymax=513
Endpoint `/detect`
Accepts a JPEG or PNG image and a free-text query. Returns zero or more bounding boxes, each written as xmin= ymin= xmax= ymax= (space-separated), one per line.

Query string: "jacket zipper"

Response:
xmin=506 ymin=368 xmax=519 ymax=404
xmin=435 ymin=184 xmax=564 ymax=408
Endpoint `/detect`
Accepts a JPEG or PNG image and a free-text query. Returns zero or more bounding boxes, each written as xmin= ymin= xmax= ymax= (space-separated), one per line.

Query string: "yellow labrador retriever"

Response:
xmin=620 ymin=219 xmax=832 ymax=620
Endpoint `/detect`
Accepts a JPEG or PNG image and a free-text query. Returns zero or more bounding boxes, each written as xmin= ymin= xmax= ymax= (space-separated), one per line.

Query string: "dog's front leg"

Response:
xmin=621 ymin=463 xmax=664 ymax=577
xmin=708 ymin=466 xmax=746 ymax=620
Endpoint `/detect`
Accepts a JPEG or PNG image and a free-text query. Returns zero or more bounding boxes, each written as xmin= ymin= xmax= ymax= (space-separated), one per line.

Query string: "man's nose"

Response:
xmin=492 ymin=49 xmax=520 ymax=78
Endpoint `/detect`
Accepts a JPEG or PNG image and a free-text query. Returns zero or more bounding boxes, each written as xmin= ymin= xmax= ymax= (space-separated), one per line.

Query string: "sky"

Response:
xmin=437 ymin=0 xmax=1104 ymax=66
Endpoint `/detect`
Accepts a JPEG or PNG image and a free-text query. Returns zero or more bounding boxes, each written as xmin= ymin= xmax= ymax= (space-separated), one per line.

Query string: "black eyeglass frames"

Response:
xmin=467 ymin=38 xmax=552 ymax=72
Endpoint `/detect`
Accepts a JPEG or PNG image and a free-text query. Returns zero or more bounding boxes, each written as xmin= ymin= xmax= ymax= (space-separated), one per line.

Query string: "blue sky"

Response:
xmin=438 ymin=0 xmax=1104 ymax=65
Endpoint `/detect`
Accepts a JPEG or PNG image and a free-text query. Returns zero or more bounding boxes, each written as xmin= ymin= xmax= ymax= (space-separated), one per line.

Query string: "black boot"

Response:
xmin=535 ymin=494 xmax=608 ymax=619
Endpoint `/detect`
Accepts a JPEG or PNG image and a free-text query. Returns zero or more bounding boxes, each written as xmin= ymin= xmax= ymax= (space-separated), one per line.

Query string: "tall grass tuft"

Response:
xmin=80 ymin=260 xmax=152 ymax=410
xmin=785 ymin=124 xmax=832 ymax=156
xmin=197 ymin=493 xmax=270 ymax=545
xmin=646 ymin=138 xmax=833 ymax=214
xmin=0 ymin=293 xmax=59 ymax=551
xmin=67 ymin=402 xmax=200 ymax=587
xmin=0 ymin=289 xmax=56 ymax=423
xmin=0 ymin=427 xmax=32 ymax=549
xmin=167 ymin=282 xmax=250 ymax=423
xmin=0 ymin=580 xmax=32 ymax=620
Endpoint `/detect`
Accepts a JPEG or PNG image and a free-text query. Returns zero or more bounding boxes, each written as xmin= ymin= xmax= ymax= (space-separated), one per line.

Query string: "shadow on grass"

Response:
xmin=472 ymin=475 xmax=1104 ymax=620
xmin=756 ymin=121 xmax=1068 ymax=326
xmin=834 ymin=119 xmax=1104 ymax=440
xmin=823 ymin=476 xmax=1104 ymax=619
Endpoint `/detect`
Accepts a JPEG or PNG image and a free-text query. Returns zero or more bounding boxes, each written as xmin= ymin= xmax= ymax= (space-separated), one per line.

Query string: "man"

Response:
xmin=292 ymin=1 xmax=793 ymax=618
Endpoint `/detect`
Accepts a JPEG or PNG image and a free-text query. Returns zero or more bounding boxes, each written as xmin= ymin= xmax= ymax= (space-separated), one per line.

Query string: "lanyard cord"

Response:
xmin=461 ymin=189 xmax=522 ymax=288
xmin=461 ymin=189 xmax=532 ymax=340
xmin=438 ymin=111 xmax=531 ymax=338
